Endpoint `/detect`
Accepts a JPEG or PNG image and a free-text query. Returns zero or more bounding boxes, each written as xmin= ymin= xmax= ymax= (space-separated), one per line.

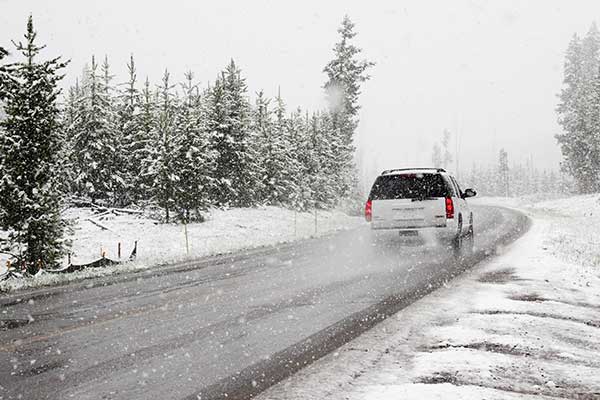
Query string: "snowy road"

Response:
xmin=0 ymin=205 xmax=528 ymax=400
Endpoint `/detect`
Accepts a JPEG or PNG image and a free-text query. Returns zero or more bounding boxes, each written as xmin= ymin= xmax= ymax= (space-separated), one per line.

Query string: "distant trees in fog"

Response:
xmin=465 ymin=149 xmax=569 ymax=198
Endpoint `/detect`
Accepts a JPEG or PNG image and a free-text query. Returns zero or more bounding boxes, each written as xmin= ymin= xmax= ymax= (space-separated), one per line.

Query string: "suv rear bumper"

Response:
xmin=370 ymin=220 xmax=459 ymax=239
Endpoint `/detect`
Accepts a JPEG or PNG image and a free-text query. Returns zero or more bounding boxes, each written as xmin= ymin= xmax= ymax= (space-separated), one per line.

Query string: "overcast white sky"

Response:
xmin=2 ymin=0 xmax=599 ymax=182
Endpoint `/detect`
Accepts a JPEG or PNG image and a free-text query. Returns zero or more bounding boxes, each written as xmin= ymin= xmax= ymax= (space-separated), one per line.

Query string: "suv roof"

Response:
xmin=380 ymin=168 xmax=447 ymax=176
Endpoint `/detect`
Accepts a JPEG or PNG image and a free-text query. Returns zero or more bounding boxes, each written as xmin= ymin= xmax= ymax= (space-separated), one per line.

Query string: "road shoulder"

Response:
xmin=258 ymin=196 xmax=600 ymax=399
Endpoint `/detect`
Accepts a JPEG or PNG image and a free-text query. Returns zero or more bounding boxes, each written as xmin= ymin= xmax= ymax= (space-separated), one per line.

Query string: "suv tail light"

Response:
xmin=445 ymin=197 xmax=454 ymax=219
xmin=365 ymin=199 xmax=372 ymax=222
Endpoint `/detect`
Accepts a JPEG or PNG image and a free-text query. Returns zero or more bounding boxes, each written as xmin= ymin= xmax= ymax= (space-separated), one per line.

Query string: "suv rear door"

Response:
xmin=450 ymin=176 xmax=471 ymax=228
xmin=369 ymin=173 xmax=450 ymax=229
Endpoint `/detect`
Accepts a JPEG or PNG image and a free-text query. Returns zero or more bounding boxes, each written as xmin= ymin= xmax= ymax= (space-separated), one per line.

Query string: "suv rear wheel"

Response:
xmin=453 ymin=223 xmax=474 ymax=259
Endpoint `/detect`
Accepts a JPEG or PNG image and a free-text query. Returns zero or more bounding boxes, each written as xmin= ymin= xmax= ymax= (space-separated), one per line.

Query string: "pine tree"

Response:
xmin=208 ymin=60 xmax=261 ymax=207
xmin=498 ymin=149 xmax=509 ymax=197
xmin=588 ymin=65 xmax=600 ymax=190
xmin=308 ymin=111 xmax=338 ymax=208
xmin=172 ymin=71 xmax=215 ymax=222
xmin=323 ymin=16 xmax=374 ymax=201
xmin=431 ymin=143 xmax=443 ymax=168
xmin=70 ymin=56 xmax=119 ymax=204
xmin=100 ymin=56 xmax=127 ymax=206
xmin=0 ymin=16 xmax=70 ymax=271
xmin=287 ymin=107 xmax=312 ymax=210
xmin=146 ymin=69 xmax=178 ymax=222
xmin=556 ymin=25 xmax=600 ymax=193
xmin=271 ymin=90 xmax=299 ymax=205
xmin=253 ymin=91 xmax=275 ymax=203
xmin=442 ymin=129 xmax=453 ymax=170
xmin=117 ymin=54 xmax=142 ymax=205
xmin=253 ymin=90 xmax=297 ymax=205
xmin=137 ymin=76 xmax=157 ymax=202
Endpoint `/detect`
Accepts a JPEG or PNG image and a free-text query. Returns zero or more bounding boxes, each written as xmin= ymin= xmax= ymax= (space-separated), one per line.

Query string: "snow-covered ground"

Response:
xmin=258 ymin=194 xmax=600 ymax=399
xmin=0 ymin=206 xmax=363 ymax=291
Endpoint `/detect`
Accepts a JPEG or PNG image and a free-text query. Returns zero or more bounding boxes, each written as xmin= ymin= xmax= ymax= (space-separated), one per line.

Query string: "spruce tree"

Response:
xmin=70 ymin=56 xmax=118 ymax=204
xmin=498 ymin=149 xmax=509 ymax=197
xmin=557 ymin=25 xmax=600 ymax=193
xmin=117 ymin=55 xmax=144 ymax=205
xmin=208 ymin=60 xmax=260 ymax=207
xmin=431 ymin=143 xmax=443 ymax=168
xmin=0 ymin=16 xmax=70 ymax=271
xmin=442 ymin=129 xmax=453 ymax=170
xmin=100 ymin=56 xmax=127 ymax=206
xmin=287 ymin=107 xmax=312 ymax=210
xmin=137 ymin=77 xmax=157 ymax=202
xmin=173 ymin=71 xmax=215 ymax=221
xmin=308 ymin=111 xmax=338 ymax=208
xmin=323 ymin=16 xmax=374 ymax=201
xmin=147 ymin=70 xmax=178 ymax=222
xmin=271 ymin=90 xmax=299 ymax=205
xmin=253 ymin=90 xmax=297 ymax=204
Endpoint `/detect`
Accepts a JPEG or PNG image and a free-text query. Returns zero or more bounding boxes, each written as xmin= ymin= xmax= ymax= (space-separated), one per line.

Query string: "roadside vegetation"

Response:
xmin=0 ymin=16 xmax=373 ymax=272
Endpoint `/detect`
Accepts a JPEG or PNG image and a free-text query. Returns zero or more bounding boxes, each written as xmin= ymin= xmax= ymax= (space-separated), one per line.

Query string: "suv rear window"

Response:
xmin=369 ymin=173 xmax=450 ymax=200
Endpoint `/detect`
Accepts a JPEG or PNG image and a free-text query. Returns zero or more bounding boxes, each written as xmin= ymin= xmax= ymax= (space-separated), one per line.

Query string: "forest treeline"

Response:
xmin=0 ymin=16 xmax=372 ymax=269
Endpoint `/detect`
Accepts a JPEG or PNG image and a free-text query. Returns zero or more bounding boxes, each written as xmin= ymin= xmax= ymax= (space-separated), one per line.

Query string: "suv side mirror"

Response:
xmin=463 ymin=188 xmax=477 ymax=198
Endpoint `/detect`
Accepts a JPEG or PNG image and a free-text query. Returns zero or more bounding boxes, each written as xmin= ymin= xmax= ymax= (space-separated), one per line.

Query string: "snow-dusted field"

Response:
xmin=258 ymin=195 xmax=600 ymax=399
xmin=0 ymin=206 xmax=363 ymax=291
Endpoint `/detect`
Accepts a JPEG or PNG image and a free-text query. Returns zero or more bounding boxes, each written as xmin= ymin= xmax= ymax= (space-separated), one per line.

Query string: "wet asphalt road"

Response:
xmin=0 ymin=205 xmax=528 ymax=400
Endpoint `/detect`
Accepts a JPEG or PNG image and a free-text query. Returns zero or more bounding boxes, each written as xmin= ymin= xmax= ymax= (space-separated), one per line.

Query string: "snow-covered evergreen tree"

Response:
xmin=100 ymin=56 xmax=127 ymax=206
xmin=146 ymin=70 xmax=178 ymax=222
xmin=287 ymin=107 xmax=312 ymax=210
xmin=172 ymin=71 xmax=215 ymax=222
xmin=557 ymin=24 xmax=600 ymax=193
xmin=323 ymin=15 xmax=374 ymax=201
xmin=308 ymin=111 xmax=338 ymax=208
xmin=253 ymin=90 xmax=298 ymax=205
xmin=498 ymin=148 xmax=509 ymax=197
xmin=431 ymin=143 xmax=443 ymax=168
xmin=272 ymin=90 xmax=300 ymax=205
xmin=116 ymin=54 xmax=142 ymax=205
xmin=136 ymin=76 xmax=157 ymax=202
xmin=0 ymin=16 xmax=70 ymax=271
xmin=207 ymin=60 xmax=261 ymax=207
xmin=69 ymin=56 xmax=120 ymax=204
xmin=442 ymin=129 xmax=453 ymax=170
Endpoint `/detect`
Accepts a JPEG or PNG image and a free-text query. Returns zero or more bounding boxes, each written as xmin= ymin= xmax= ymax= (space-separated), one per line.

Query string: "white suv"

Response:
xmin=365 ymin=168 xmax=476 ymax=253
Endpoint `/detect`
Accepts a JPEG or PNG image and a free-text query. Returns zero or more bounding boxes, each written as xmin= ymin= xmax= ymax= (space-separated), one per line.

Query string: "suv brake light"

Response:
xmin=365 ymin=199 xmax=372 ymax=222
xmin=445 ymin=197 xmax=454 ymax=219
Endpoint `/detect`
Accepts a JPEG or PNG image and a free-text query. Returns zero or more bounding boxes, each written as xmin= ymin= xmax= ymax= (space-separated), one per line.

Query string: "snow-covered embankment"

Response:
xmin=0 ymin=206 xmax=363 ymax=291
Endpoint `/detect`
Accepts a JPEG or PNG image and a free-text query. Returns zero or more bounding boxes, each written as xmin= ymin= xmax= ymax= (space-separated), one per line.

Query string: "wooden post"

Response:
xmin=184 ymin=221 xmax=189 ymax=255
xmin=67 ymin=253 xmax=71 ymax=265
xmin=118 ymin=242 xmax=121 ymax=259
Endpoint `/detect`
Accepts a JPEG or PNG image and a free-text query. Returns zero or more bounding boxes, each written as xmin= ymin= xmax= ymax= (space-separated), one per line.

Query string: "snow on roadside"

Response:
xmin=475 ymin=194 xmax=600 ymax=268
xmin=258 ymin=195 xmax=600 ymax=400
xmin=0 ymin=206 xmax=363 ymax=291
